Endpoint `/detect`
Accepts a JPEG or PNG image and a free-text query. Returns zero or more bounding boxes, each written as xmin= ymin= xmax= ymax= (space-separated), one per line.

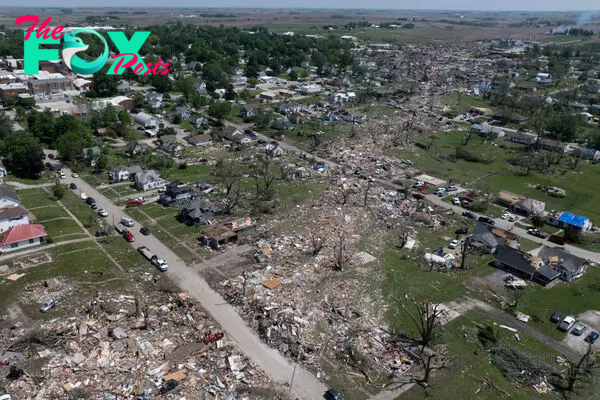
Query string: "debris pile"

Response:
xmin=0 ymin=286 xmax=279 ymax=399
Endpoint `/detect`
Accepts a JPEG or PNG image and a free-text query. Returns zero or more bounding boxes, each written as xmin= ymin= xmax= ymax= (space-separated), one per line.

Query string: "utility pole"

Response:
xmin=287 ymin=364 xmax=296 ymax=399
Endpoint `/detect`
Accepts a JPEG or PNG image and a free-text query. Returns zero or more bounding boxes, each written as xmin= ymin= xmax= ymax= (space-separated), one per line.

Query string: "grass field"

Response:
xmin=161 ymin=164 xmax=213 ymax=182
xmin=29 ymin=205 xmax=69 ymax=222
xmin=59 ymin=191 xmax=103 ymax=233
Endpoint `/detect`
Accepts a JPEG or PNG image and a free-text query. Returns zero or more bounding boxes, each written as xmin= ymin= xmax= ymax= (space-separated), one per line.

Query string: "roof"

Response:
xmin=0 ymin=224 xmax=46 ymax=246
xmin=497 ymin=190 xmax=521 ymax=204
xmin=0 ymin=185 xmax=19 ymax=203
xmin=136 ymin=170 xmax=162 ymax=184
xmin=188 ymin=133 xmax=212 ymax=144
xmin=111 ymin=96 xmax=132 ymax=106
xmin=0 ymin=206 xmax=28 ymax=220
xmin=538 ymin=246 xmax=587 ymax=274
xmin=133 ymin=112 xmax=156 ymax=124
xmin=201 ymin=224 xmax=236 ymax=240
xmin=557 ymin=211 xmax=589 ymax=228
xmin=471 ymin=222 xmax=506 ymax=248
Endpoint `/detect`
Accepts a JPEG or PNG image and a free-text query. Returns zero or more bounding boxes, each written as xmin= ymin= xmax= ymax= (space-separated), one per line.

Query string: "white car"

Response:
xmin=98 ymin=209 xmax=108 ymax=218
xmin=448 ymin=239 xmax=460 ymax=249
xmin=58 ymin=172 xmax=66 ymax=179
xmin=71 ymin=172 xmax=79 ymax=178
xmin=559 ymin=316 xmax=576 ymax=331
xmin=501 ymin=213 xmax=510 ymax=220
xmin=80 ymin=192 xmax=88 ymax=200
xmin=508 ymin=215 xmax=519 ymax=222
xmin=452 ymin=197 xmax=460 ymax=205
xmin=120 ymin=217 xmax=135 ymax=227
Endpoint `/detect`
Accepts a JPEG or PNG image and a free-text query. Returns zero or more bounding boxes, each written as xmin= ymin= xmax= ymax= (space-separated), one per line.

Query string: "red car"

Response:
xmin=412 ymin=193 xmax=425 ymax=200
xmin=416 ymin=184 xmax=429 ymax=191
xmin=123 ymin=231 xmax=135 ymax=242
xmin=126 ymin=199 xmax=143 ymax=208
xmin=459 ymin=196 xmax=474 ymax=202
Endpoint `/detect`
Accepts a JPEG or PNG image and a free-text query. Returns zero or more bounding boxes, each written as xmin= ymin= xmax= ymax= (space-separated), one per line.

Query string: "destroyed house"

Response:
xmin=539 ymin=139 xmax=569 ymax=153
xmin=494 ymin=246 xmax=560 ymax=286
xmin=538 ymin=247 xmax=588 ymax=282
xmin=180 ymin=199 xmax=221 ymax=226
xmin=199 ymin=218 xmax=255 ymax=249
xmin=496 ymin=190 xmax=545 ymax=217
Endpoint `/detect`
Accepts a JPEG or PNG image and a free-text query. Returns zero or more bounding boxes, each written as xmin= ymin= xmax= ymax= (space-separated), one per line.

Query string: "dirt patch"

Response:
xmin=21 ymin=277 xmax=77 ymax=304
xmin=12 ymin=252 xmax=54 ymax=270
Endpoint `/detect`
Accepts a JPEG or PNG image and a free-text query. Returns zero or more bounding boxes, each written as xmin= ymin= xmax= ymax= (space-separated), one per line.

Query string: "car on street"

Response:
xmin=80 ymin=192 xmax=88 ymax=201
xmin=448 ymin=239 xmax=460 ymax=249
xmin=69 ymin=183 xmax=77 ymax=190
xmin=455 ymin=227 xmax=469 ymax=235
xmin=572 ymin=322 xmax=587 ymax=336
xmin=508 ymin=214 xmax=519 ymax=222
xmin=452 ymin=197 xmax=460 ymax=205
xmin=446 ymin=185 xmax=458 ymax=192
xmin=40 ymin=299 xmax=56 ymax=313
xmin=140 ymin=227 xmax=150 ymax=235
xmin=437 ymin=190 xmax=447 ymax=197
xmin=123 ymin=231 xmax=135 ymax=242
xmin=550 ymin=311 xmax=562 ymax=323
xmin=98 ymin=209 xmax=108 ymax=218
xmin=549 ymin=235 xmax=567 ymax=245
xmin=501 ymin=213 xmax=510 ymax=220
xmin=527 ymin=228 xmax=548 ymax=239
xmin=86 ymin=197 xmax=96 ymax=208
xmin=71 ymin=172 xmax=78 ymax=178
xmin=558 ymin=316 xmax=576 ymax=331
xmin=95 ymin=229 xmax=107 ymax=237
xmin=461 ymin=200 xmax=470 ymax=207
xmin=585 ymin=331 xmax=599 ymax=344
xmin=120 ymin=217 xmax=135 ymax=227
xmin=478 ymin=216 xmax=495 ymax=225
xmin=462 ymin=211 xmax=476 ymax=219
xmin=324 ymin=389 xmax=343 ymax=400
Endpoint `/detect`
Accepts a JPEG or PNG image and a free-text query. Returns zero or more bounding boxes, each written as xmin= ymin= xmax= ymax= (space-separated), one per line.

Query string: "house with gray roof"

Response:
xmin=468 ymin=222 xmax=518 ymax=254
xmin=0 ymin=185 xmax=20 ymax=208
xmin=134 ymin=170 xmax=166 ymax=191
xmin=180 ymin=199 xmax=222 ymax=225
xmin=134 ymin=112 xmax=158 ymax=128
xmin=109 ymin=165 xmax=143 ymax=182
xmin=538 ymin=247 xmax=588 ymax=282
xmin=494 ymin=246 xmax=560 ymax=286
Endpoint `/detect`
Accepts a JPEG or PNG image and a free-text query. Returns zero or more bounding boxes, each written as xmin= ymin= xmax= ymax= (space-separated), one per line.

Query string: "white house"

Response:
xmin=0 ymin=206 xmax=29 ymax=233
xmin=109 ymin=165 xmax=143 ymax=182
xmin=135 ymin=170 xmax=166 ymax=191
xmin=0 ymin=223 xmax=47 ymax=253
xmin=0 ymin=185 xmax=20 ymax=208
xmin=133 ymin=112 xmax=158 ymax=128
xmin=299 ymin=84 xmax=322 ymax=95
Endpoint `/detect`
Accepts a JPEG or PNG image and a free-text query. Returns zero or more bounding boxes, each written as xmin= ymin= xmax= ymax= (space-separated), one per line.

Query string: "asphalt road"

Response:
xmin=58 ymin=167 xmax=329 ymax=400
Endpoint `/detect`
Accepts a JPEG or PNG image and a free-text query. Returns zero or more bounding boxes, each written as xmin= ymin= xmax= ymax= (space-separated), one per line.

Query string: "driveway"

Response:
xmin=57 ymin=164 xmax=329 ymax=400
xmin=562 ymin=310 xmax=600 ymax=355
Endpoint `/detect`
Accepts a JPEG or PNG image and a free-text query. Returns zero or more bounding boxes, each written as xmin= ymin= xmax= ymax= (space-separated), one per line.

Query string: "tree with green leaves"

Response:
xmin=0 ymin=110 xmax=13 ymax=140
xmin=208 ymin=101 xmax=232 ymax=125
xmin=90 ymin=66 xmax=120 ymax=97
xmin=52 ymin=181 xmax=67 ymax=199
xmin=57 ymin=130 xmax=93 ymax=162
xmin=0 ymin=132 xmax=45 ymax=178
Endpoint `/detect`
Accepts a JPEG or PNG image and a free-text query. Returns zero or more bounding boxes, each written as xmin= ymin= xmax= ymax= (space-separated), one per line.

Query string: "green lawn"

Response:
xmin=438 ymin=92 xmax=491 ymax=115
xmin=59 ymin=191 xmax=102 ymax=232
xmin=161 ymin=164 xmax=213 ymax=182
xmin=43 ymin=218 xmax=85 ymax=239
xmin=519 ymin=238 xmax=540 ymax=252
xmin=402 ymin=314 xmax=565 ymax=400
xmin=19 ymin=189 xmax=55 ymax=209
xmin=30 ymin=205 xmax=69 ymax=222
xmin=5 ymin=171 xmax=54 ymax=185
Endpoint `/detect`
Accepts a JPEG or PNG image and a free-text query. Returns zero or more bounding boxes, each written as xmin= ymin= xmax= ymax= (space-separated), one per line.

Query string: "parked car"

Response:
xmin=459 ymin=196 xmax=473 ymax=202
xmin=98 ymin=209 xmax=108 ymax=218
xmin=550 ymin=311 xmax=562 ymax=323
xmin=413 ymin=181 xmax=425 ymax=188
xmin=71 ymin=172 xmax=78 ymax=178
xmin=461 ymin=200 xmax=470 ymax=208
xmin=572 ymin=322 xmax=588 ymax=336
xmin=585 ymin=331 xmax=599 ymax=344
xmin=437 ymin=190 xmax=447 ymax=197
xmin=462 ymin=211 xmax=476 ymax=219
xmin=549 ymin=235 xmax=567 ymax=245
xmin=123 ymin=231 xmax=135 ymax=243
xmin=501 ymin=213 xmax=510 ymax=220
xmin=412 ymin=193 xmax=425 ymax=200
xmin=140 ymin=227 xmax=150 ymax=235
xmin=558 ymin=316 xmax=576 ymax=331
xmin=478 ymin=216 xmax=495 ymax=225
xmin=433 ymin=247 xmax=444 ymax=256
xmin=69 ymin=183 xmax=77 ymax=190
xmin=508 ymin=215 xmax=519 ymax=222
xmin=126 ymin=199 xmax=144 ymax=208
xmin=452 ymin=197 xmax=460 ymax=206
xmin=324 ymin=389 xmax=343 ymax=400
xmin=416 ymin=184 xmax=429 ymax=191
xmin=58 ymin=172 xmax=66 ymax=179
xmin=120 ymin=217 xmax=135 ymax=227
xmin=40 ymin=299 xmax=56 ymax=313
xmin=527 ymin=228 xmax=548 ymax=239
xmin=448 ymin=239 xmax=460 ymax=249
xmin=95 ymin=229 xmax=107 ymax=237
xmin=446 ymin=185 xmax=458 ymax=192
xmin=455 ymin=227 xmax=469 ymax=235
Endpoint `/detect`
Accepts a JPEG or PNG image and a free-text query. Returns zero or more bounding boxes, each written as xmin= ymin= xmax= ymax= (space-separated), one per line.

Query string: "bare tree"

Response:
xmin=213 ymin=158 xmax=241 ymax=196
xmin=459 ymin=239 xmax=473 ymax=269
xmin=509 ymin=288 xmax=526 ymax=309
xmin=557 ymin=344 xmax=597 ymax=393
xmin=415 ymin=345 xmax=449 ymax=386
xmin=253 ymin=156 xmax=276 ymax=201
xmin=308 ymin=231 xmax=325 ymax=256
xmin=331 ymin=228 xmax=353 ymax=271
xmin=221 ymin=185 xmax=244 ymax=214
xmin=401 ymin=298 xmax=446 ymax=349
xmin=363 ymin=180 xmax=372 ymax=207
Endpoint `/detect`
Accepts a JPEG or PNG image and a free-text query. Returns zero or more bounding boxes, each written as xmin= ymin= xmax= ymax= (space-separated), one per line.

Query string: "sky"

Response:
xmin=1 ymin=1 xmax=598 ymax=11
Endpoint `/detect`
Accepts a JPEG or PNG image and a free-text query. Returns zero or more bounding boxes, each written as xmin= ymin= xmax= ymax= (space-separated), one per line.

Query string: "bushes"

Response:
xmin=455 ymin=146 xmax=493 ymax=164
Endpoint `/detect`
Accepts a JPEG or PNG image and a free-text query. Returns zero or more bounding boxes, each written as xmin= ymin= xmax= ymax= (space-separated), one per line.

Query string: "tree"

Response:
xmin=52 ymin=181 xmax=66 ymax=199
xmin=288 ymin=69 xmax=298 ymax=81
xmin=459 ymin=239 xmax=473 ymax=269
xmin=212 ymin=158 xmax=241 ymax=196
xmin=208 ymin=101 xmax=232 ymax=125
xmin=0 ymin=132 xmax=45 ymax=179
xmin=104 ymin=104 xmax=117 ymax=126
xmin=91 ymin=66 xmax=119 ymax=97
xmin=253 ymin=110 xmax=272 ymax=129
xmin=118 ymin=111 xmax=132 ymax=125
xmin=96 ymin=153 xmax=109 ymax=171
xmin=253 ymin=156 xmax=276 ymax=201
xmin=57 ymin=130 xmax=93 ymax=161
xmin=224 ymin=84 xmax=236 ymax=101
xmin=221 ymin=185 xmax=243 ymax=214
xmin=247 ymin=77 xmax=259 ymax=86
xmin=150 ymin=74 xmax=173 ymax=93
xmin=0 ymin=110 xmax=13 ymax=140
xmin=331 ymin=226 xmax=353 ymax=271
xmin=564 ymin=229 xmax=582 ymax=244
xmin=401 ymin=298 xmax=446 ymax=349
xmin=553 ymin=344 xmax=597 ymax=393
xmin=2 ymin=95 xmax=16 ymax=109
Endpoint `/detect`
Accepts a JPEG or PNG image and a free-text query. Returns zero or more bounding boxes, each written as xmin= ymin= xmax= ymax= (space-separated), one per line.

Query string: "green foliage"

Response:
xmin=208 ymin=101 xmax=232 ymax=124
xmin=490 ymin=342 xmax=553 ymax=386
xmin=149 ymin=74 xmax=172 ymax=93
xmin=288 ymin=69 xmax=298 ymax=80
xmin=1 ymin=95 xmax=16 ymax=109
xmin=247 ymin=77 xmax=259 ymax=86
xmin=477 ymin=325 xmax=497 ymax=347
xmin=0 ymin=132 xmax=45 ymax=179
xmin=90 ymin=65 xmax=120 ymax=97
xmin=455 ymin=146 xmax=493 ymax=164
xmin=45 ymin=235 xmax=54 ymax=244
xmin=52 ymin=181 xmax=67 ymax=200
xmin=531 ymin=214 xmax=545 ymax=227
xmin=57 ymin=130 xmax=93 ymax=161
xmin=0 ymin=110 xmax=13 ymax=140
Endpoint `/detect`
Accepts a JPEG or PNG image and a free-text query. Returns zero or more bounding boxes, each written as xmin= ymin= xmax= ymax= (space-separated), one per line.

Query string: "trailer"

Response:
xmin=137 ymin=246 xmax=168 ymax=272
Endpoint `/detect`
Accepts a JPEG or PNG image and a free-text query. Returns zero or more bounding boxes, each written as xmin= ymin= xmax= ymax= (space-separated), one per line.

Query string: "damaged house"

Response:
xmin=469 ymin=221 xmax=519 ymax=254
xmin=159 ymin=183 xmax=196 ymax=206
xmin=538 ymin=246 xmax=588 ymax=282
xmin=180 ymin=199 xmax=222 ymax=225
xmin=199 ymin=218 xmax=255 ymax=249
xmin=496 ymin=190 xmax=545 ymax=217
xmin=494 ymin=246 xmax=560 ymax=286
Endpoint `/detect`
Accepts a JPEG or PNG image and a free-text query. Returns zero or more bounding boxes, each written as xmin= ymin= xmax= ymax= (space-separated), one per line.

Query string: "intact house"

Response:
xmin=0 ymin=206 xmax=29 ymax=233
xmin=0 ymin=160 xmax=6 ymax=184
xmin=127 ymin=141 xmax=149 ymax=156
xmin=81 ymin=146 xmax=101 ymax=167
xmin=538 ymin=246 xmax=588 ymax=282
xmin=547 ymin=210 xmax=593 ymax=233
xmin=572 ymin=146 xmax=600 ymax=161
xmin=506 ymin=131 xmax=538 ymax=145
xmin=157 ymin=135 xmax=183 ymax=155
xmin=159 ymin=183 xmax=196 ymax=206
xmin=199 ymin=217 xmax=255 ymax=249
xmin=0 ymin=185 xmax=20 ymax=208
xmin=220 ymin=126 xmax=251 ymax=145
xmin=494 ymin=246 xmax=560 ymax=286
xmin=134 ymin=112 xmax=158 ymax=129
xmin=0 ymin=224 xmax=47 ymax=254
xmin=471 ymin=124 xmax=505 ymax=139
xmin=496 ymin=190 xmax=545 ymax=217
xmin=539 ymin=139 xmax=570 ymax=153
xmin=173 ymin=107 xmax=191 ymax=121
xmin=469 ymin=221 xmax=519 ymax=254
xmin=134 ymin=170 xmax=166 ymax=191
xmin=109 ymin=165 xmax=143 ymax=182
xmin=180 ymin=199 xmax=222 ymax=226
xmin=187 ymin=133 xmax=212 ymax=147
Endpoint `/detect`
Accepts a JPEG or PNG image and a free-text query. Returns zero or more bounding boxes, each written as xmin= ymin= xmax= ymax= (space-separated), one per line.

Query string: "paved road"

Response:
xmin=59 ymin=166 xmax=329 ymax=400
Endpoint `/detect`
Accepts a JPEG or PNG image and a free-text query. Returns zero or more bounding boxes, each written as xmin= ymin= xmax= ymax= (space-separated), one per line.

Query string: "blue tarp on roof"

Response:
xmin=557 ymin=211 xmax=589 ymax=228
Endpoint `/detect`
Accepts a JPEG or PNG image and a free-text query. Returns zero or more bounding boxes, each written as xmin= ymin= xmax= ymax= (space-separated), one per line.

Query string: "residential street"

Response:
xmin=57 ymin=166 xmax=329 ymax=400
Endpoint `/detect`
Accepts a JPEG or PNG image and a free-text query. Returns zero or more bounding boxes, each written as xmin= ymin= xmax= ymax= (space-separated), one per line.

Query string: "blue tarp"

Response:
xmin=557 ymin=211 xmax=589 ymax=228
